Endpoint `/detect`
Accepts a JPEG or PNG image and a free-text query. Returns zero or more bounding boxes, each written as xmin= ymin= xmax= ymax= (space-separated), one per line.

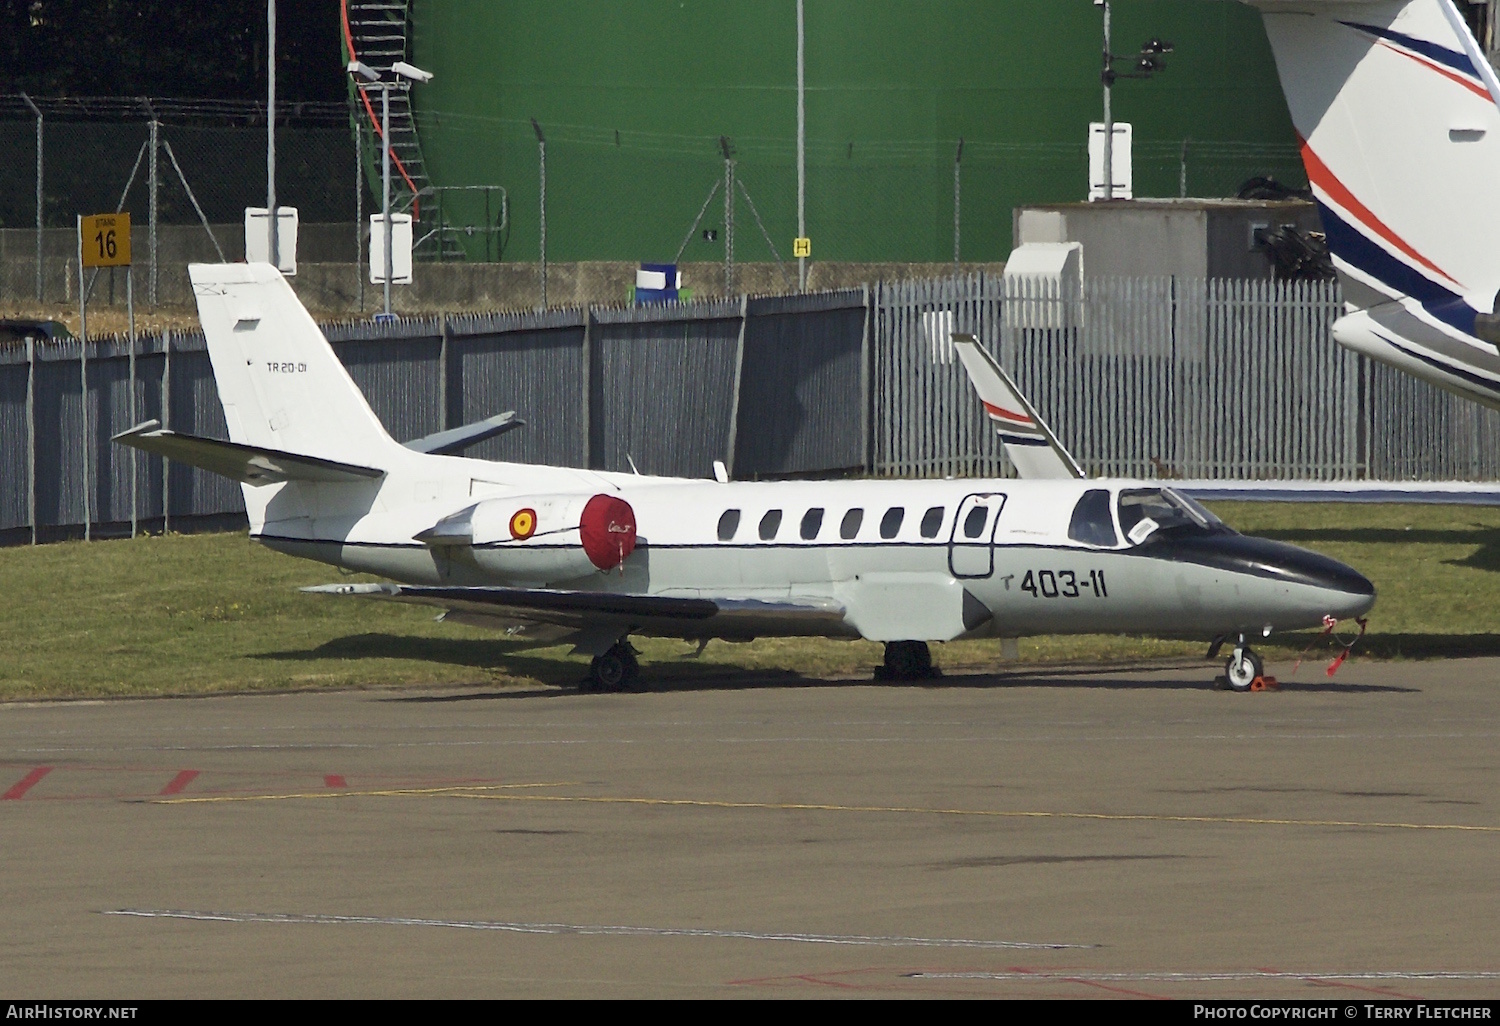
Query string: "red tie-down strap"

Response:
xmin=1292 ymin=615 xmax=1369 ymax=677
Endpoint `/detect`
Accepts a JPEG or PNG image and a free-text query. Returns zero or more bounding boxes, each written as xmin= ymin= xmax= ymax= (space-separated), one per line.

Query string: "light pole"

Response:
xmin=1094 ymin=0 xmax=1173 ymax=201
xmin=796 ymin=0 xmax=806 ymax=292
xmin=267 ymin=0 xmax=277 ymax=269
xmin=348 ymin=60 xmax=433 ymax=319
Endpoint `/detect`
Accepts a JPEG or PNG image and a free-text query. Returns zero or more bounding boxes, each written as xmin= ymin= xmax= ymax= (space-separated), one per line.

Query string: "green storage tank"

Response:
xmin=384 ymin=1 xmax=1304 ymax=264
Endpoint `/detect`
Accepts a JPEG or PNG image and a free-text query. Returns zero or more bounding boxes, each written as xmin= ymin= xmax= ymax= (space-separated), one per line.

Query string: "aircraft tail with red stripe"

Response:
xmin=1246 ymin=0 xmax=1500 ymax=407
xmin=952 ymin=335 xmax=1084 ymax=480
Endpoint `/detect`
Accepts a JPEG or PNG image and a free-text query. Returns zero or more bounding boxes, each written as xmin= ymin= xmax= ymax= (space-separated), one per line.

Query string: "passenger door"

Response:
xmin=948 ymin=492 xmax=1007 ymax=578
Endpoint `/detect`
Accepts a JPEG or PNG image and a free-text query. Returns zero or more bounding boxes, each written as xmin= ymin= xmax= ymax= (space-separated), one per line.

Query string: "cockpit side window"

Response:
xmin=717 ymin=509 xmax=741 ymax=541
xmin=840 ymin=509 xmax=864 ymax=539
xmin=759 ymin=509 xmax=783 ymax=540
xmin=800 ymin=508 xmax=824 ymax=540
xmin=1117 ymin=488 xmax=1223 ymax=544
xmin=1067 ymin=489 xmax=1118 ymax=547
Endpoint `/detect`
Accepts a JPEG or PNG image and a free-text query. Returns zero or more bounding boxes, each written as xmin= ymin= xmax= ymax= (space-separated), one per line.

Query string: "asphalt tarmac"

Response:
xmin=2 ymin=656 xmax=1498 ymax=999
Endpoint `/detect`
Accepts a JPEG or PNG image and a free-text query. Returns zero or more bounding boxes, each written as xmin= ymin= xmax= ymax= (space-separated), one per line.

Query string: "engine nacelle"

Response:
xmin=419 ymin=492 xmax=637 ymax=584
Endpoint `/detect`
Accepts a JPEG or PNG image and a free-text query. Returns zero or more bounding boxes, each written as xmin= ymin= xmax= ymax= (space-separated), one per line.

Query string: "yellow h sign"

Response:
xmin=793 ymin=236 xmax=811 ymax=258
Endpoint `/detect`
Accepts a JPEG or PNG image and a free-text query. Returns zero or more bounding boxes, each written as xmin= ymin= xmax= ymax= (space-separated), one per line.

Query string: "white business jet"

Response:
xmin=1242 ymin=0 xmax=1500 ymax=408
xmin=114 ymin=264 xmax=1374 ymax=691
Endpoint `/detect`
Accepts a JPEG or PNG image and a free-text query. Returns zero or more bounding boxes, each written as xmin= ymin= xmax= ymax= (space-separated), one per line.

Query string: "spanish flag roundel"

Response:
xmin=509 ymin=507 xmax=537 ymax=540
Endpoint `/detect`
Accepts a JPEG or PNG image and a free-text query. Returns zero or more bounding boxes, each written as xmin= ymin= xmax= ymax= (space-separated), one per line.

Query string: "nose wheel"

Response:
xmin=585 ymin=640 xmax=641 ymax=692
xmin=1224 ymin=644 xmax=1264 ymax=692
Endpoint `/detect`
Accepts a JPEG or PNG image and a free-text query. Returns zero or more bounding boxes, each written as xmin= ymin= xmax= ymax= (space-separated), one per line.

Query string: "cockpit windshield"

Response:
xmin=1117 ymin=488 xmax=1226 ymax=544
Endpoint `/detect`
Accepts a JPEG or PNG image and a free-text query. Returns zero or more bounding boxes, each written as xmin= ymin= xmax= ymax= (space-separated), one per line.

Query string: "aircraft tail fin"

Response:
xmin=1249 ymin=1 xmax=1500 ymax=328
xmin=952 ymin=334 xmax=1084 ymax=480
xmin=188 ymin=262 xmax=403 ymax=467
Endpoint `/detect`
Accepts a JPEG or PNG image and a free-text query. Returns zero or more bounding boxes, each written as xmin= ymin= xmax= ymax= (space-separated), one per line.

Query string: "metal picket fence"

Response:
xmin=4 ymin=273 xmax=1499 ymax=544
xmin=873 ymin=274 xmax=1500 ymax=481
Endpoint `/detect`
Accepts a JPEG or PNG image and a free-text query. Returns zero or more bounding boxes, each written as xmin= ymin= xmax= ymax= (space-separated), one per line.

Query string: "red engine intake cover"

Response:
xmin=579 ymin=494 xmax=637 ymax=570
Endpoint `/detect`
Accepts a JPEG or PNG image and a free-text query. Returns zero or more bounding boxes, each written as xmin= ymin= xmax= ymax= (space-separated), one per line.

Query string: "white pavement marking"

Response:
xmin=101 ymin=908 xmax=1096 ymax=950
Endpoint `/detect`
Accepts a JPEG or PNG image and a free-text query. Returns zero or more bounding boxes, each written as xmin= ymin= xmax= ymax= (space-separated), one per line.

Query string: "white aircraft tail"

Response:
xmin=1247 ymin=0 xmax=1500 ymax=404
xmin=188 ymin=262 xmax=404 ymax=466
xmin=952 ymin=334 xmax=1084 ymax=480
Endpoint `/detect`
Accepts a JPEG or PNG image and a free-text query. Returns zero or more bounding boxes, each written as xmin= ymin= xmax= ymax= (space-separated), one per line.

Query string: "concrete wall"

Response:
xmin=1 ymin=223 xmax=1001 ymax=314
xmin=1014 ymin=199 xmax=1320 ymax=279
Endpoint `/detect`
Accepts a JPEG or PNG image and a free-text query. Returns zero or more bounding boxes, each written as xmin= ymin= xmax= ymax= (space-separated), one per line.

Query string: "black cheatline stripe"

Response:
xmin=1339 ymin=19 xmax=1481 ymax=78
xmin=1369 ymin=330 xmax=1500 ymax=399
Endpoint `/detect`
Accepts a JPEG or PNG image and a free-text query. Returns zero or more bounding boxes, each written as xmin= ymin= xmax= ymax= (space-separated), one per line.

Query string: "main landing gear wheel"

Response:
xmin=1224 ymin=646 xmax=1264 ymax=693
xmin=878 ymin=640 xmax=938 ymax=681
xmin=586 ymin=641 xmax=641 ymax=692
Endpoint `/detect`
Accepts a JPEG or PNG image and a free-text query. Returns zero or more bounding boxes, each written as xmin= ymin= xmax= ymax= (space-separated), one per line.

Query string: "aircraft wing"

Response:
xmin=952 ymin=335 xmax=1084 ymax=479
xmin=302 ymin=582 xmax=852 ymax=649
xmin=114 ymin=420 xmax=385 ymax=485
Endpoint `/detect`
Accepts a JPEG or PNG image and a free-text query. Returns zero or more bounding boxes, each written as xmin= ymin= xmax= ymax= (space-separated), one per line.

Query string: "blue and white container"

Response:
xmin=635 ymin=263 xmax=681 ymax=303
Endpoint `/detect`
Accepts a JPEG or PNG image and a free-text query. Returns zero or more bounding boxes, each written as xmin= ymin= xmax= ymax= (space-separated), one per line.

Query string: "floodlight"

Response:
xmin=347 ymin=61 xmax=380 ymax=82
xmin=392 ymin=61 xmax=434 ymax=83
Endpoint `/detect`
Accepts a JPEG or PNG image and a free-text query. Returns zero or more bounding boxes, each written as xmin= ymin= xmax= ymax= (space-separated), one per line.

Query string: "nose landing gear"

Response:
xmin=1224 ymin=642 xmax=1265 ymax=692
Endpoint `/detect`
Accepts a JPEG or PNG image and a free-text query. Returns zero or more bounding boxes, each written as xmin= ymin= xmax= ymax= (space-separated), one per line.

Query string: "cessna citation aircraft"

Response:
xmin=1242 ymin=0 xmax=1500 ymax=408
xmin=114 ymin=264 xmax=1375 ymax=691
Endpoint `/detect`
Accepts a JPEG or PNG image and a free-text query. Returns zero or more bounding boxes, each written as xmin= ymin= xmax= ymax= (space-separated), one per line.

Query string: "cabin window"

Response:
xmin=800 ymin=508 xmax=824 ymax=540
xmin=1067 ymin=489 xmax=1117 ymax=546
xmin=717 ymin=509 xmax=741 ymax=541
xmin=759 ymin=509 xmax=783 ymax=540
xmin=963 ymin=505 xmax=989 ymax=539
xmin=840 ymin=508 xmax=864 ymax=539
xmin=919 ymin=506 xmax=944 ymax=538
xmin=879 ymin=507 xmax=904 ymax=539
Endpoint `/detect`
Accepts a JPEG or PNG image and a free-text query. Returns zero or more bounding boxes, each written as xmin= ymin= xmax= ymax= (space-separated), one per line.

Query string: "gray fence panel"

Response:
xmin=0 ymin=357 xmax=29 ymax=531
xmin=130 ymin=347 xmax=167 ymax=522
xmin=334 ymin=336 xmax=443 ymax=446
xmin=165 ymin=338 xmax=242 ymax=519
xmin=590 ymin=312 xmax=740 ymax=478
xmin=86 ymin=339 xmax=135 ymax=527
xmin=735 ymin=290 xmax=867 ymax=477
xmin=453 ymin=326 xmax=588 ymax=468
xmin=31 ymin=342 xmax=86 ymax=528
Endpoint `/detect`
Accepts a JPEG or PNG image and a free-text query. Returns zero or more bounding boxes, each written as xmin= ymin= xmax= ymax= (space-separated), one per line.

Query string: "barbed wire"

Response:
xmin=0 ymin=95 xmax=352 ymax=126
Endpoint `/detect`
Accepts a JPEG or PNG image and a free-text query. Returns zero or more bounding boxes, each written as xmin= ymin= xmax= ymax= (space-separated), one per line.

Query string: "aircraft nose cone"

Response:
xmin=1147 ymin=532 xmax=1376 ymax=617
xmin=1233 ymin=535 xmax=1377 ymax=620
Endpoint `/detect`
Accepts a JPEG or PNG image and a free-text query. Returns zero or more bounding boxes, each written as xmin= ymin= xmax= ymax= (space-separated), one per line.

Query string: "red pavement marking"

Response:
xmin=159 ymin=770 xmax=200 ymax=796
xmin=3 ymin=766 xmax=53 ymax=800
xmin=324 ymin=775 xmax=347 ymax=788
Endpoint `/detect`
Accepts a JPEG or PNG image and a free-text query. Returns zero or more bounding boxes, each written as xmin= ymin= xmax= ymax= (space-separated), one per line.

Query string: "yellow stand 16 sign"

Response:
xmin=81 ymin=213 xmax=132 ymax=267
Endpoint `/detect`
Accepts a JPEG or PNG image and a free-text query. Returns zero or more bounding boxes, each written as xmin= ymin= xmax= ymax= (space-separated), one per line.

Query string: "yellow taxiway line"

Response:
xmin=152 ymin=784 xmax=1500 ymax=832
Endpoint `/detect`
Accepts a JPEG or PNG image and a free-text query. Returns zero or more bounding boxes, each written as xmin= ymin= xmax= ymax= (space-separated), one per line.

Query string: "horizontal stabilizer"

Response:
xmin=952 ymin=335 xmax=1085 ymax=479
xmin=113 ymin=420 xmax=385 ymax=485
xmin=403 ymin=411 xmax=524 ymax=455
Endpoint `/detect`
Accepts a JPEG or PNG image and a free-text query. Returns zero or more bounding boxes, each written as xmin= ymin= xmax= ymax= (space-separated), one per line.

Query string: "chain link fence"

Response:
xmin=0 ymin=96 xmax=358 ymax=305
xmin=2 ymin=96 xmax=1311 ymax=313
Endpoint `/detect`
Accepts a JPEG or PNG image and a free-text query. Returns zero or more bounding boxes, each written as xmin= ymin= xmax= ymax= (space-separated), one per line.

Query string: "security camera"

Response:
xmin=347 ymin=61 xmax=380 ymax=82
xmin=392 ymin=61 xmax=434 ymax=83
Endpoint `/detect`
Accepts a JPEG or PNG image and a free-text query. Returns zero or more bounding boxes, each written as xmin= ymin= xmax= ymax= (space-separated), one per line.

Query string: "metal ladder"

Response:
xmin=343 ymin=0 xmax=431 ymax=220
